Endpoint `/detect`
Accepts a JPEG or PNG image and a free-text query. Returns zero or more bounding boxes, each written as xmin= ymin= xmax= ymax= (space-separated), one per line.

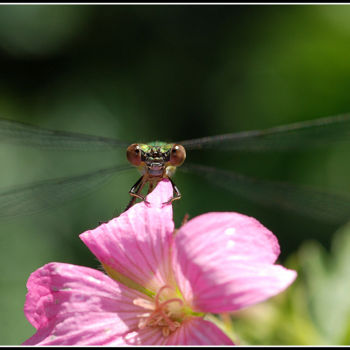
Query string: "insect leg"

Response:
xmin=124 ymin=175 xmax=146 ymax=212
xmin=162 ymin=177 xmax=181 ymax=206
xmin=148 ymin=181 xmax=154 ymax=194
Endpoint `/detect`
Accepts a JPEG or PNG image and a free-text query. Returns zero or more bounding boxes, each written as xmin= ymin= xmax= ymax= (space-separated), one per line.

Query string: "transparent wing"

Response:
xmin=181 ymin=163 xmax=350 ymax=224
xmin=0 ymin=164 xmax=133 ymax=217
xmin=0 ymin=118 xmax=130 ymax=151
xmin=179 ymin=114 xmax=350 ymax=152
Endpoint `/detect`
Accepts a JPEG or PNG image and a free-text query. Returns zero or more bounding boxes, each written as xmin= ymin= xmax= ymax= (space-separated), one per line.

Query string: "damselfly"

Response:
xmin=1 ymin=114 xmax=350 ymax=223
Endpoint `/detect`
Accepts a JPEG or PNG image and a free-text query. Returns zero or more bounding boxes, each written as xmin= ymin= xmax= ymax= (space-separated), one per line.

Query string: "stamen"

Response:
xmin=135 ymin=285 xmax=186 ymax=337
xmin=162 ymin=327 xmax=170 ymax=337
xmin=136 ymin=312 xmax=152 ymax=318
xmin=133 ymin=298 xmax=155 ymax=310
xmin=158 ymin=309 xmax=179 ymax=331
xmin=138 ymin=318 xmax=148 ymax=329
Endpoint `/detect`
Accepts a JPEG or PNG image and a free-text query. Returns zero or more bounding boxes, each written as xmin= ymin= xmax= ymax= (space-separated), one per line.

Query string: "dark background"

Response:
xmin=1 ymin=5 xmax=350 ymax=344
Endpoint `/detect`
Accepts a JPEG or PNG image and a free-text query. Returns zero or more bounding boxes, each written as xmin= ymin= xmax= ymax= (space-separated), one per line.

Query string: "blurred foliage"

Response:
xmin=1 ymin=4 xmax=350 ymax=345
xmin=224 ymin=220 xmax=350 ymax=345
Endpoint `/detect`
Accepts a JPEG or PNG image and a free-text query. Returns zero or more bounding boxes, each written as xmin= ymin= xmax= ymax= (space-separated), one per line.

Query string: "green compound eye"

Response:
xmin=126 ymin=143 xmax=142 ymax=166
xmin=170 ymin=144 xmax=186 ymax=167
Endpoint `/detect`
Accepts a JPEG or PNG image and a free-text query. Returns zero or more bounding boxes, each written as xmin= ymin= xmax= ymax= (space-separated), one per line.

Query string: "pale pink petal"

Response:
xmin=23 ymin=262 xmax=154 ymax=345
xmin=177 ymin=212 xmax=280 ymax=264
xmin=115 ymin=328 xmax=167 ymax=345
xmin=186 ymin=261 xmax=296 ymax=313
xmin=80 ymin=179 xmax=175 ymax=293
xmin=173 ymin=212 xmax=296 ymax=313
xmin=113 ymin=318 xmax=234 ymax=345
xmin=165 ymin=318 xmax=234 ymax=345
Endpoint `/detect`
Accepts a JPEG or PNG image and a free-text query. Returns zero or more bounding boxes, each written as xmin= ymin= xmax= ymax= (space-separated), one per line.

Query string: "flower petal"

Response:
xmin=115 ymin=318 xmax=234 ymax=345
xmin=177 ymin=212 xmax=280 ymax=264
xmin=165 ymin=318 xmax=234 ymax=345
xmin=23 ymin=262 xmax=154 ymax=345
xmin=80 ymin=179 xmax=175 ymax=293
xmin=187 ymin=262 xmax=296 ymax=313
xmin=173 ymin=212 xmax=296 ymax=313
xmin=116 ymin=328 xmax=166 ymax=345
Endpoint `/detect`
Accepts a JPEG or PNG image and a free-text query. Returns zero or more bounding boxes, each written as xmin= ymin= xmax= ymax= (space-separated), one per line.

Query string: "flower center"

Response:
xmin=133 ymin=285 xmax=185 ymax=337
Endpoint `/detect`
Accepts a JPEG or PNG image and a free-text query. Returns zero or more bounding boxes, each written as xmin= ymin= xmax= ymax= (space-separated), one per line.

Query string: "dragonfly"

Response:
xmin=1 ymin=114 xmax=350 ymax=223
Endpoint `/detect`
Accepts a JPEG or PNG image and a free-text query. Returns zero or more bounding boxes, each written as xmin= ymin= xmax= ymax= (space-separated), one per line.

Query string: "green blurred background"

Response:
xmin=1 ymin=4 xmax=350 ymax=345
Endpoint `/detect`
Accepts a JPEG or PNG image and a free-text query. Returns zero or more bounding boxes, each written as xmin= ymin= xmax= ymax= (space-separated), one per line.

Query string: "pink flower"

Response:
xmin=23 ymin=180 xmax=297 ymax=345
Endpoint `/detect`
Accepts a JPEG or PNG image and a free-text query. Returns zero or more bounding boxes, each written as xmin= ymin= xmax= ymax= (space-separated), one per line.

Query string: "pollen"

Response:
xmin=133 ymin=285 xmax=185 ymax=337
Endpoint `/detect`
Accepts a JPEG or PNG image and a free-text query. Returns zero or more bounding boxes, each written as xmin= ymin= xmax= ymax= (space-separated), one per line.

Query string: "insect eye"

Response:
xmin=127 ymin=144 xmax=142 ymax=166
xmin=170 ymin=144 xmax=186 ymax=166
